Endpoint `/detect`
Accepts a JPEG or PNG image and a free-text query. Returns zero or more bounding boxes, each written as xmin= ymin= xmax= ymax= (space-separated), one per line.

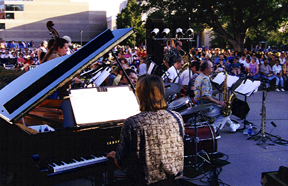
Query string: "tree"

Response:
xmin=139 ymin=0 xmax=288 ymax=52
xmin=116 ymin=0 xmax=145 ymax=47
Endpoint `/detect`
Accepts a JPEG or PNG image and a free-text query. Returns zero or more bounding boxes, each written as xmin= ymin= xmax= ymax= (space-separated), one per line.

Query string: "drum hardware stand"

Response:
xmin=185 ymin=112 xmax=211 ymax=169
xmin=184 ymin=111 xmax=221 ymax=186
xmin=247 ymin=82 xmax=279 ymax=148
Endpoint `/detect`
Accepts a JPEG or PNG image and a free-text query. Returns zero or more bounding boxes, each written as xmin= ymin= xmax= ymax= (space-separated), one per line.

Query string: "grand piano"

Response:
xmin=0 ymin=28 xmax=138 ymax=186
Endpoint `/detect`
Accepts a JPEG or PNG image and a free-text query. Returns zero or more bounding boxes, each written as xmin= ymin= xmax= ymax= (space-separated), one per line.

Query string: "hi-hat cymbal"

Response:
xmin=164 ymin=83 xmax=182 ymax=98
xmin=179 ymin=103 xmax=214 ymax=115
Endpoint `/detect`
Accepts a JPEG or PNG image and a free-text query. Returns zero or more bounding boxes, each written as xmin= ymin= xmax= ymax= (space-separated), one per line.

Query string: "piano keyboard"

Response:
xmin=48 ymin=155 xmax=108 ymax=173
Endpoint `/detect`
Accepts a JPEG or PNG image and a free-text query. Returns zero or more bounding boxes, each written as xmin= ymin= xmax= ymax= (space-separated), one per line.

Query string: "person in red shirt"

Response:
xmin=21 ymin=55 xmax=33 ymax=71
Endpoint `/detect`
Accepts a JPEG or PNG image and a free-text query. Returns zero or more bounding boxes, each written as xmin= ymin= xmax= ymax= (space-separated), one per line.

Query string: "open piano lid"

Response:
xmin=0 ymin=27 xmax=134 ymax=123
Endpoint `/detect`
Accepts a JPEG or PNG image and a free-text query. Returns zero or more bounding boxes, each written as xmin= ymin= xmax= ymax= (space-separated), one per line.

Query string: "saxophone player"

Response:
xmin=194 ymin=60 xmax=240 ymax=135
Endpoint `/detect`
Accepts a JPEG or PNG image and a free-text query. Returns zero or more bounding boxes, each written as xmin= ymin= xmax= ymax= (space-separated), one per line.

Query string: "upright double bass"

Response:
xmin=46 ymin=20 xmax=60 ymax=39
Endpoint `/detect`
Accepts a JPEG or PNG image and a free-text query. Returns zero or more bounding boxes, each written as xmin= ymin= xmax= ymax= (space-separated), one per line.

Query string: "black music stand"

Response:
xmin=233 ymin=77 xmax=261 ymax=131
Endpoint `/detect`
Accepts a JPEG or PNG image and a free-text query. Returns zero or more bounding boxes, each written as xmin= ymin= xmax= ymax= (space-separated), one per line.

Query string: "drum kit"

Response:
xmin=165 ymin=83 xmax=218 ymax=167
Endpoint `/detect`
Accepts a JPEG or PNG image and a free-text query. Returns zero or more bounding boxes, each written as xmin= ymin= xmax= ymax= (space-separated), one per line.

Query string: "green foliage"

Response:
xmin=116 ymin=0 xmax=145 ymax=47
xmin=0 ymin=67 xmax=24 ymax=90
xmin=139 ymin=0 xmax=288 ymax=51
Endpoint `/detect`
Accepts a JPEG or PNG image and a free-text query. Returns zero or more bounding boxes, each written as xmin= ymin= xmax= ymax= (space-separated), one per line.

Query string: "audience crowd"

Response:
xmin=1 ymin=37 xmax=288 ymax=91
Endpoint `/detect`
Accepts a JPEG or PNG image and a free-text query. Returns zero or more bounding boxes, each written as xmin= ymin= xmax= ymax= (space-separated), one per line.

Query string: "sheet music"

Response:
xmin=234 ymin=79 xmax=261 ymax=96
xmin=94 ymin=67 xmax=112 ymax=86
xmin=147 ymin=62 xmax=155 ymax=75
xmin=70 ymin=86 xmax=140 ymax=125
xmin=212 ymin=73 xmax=239 ymax=88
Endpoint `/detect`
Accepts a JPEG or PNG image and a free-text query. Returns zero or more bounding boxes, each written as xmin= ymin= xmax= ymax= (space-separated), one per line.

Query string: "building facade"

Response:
xmin=0 ymin=0 xmax=108 ymax=46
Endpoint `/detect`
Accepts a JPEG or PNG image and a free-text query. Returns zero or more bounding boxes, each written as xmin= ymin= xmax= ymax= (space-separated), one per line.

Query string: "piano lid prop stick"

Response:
xmin=111 ymin=50 xmax=135 ymax=93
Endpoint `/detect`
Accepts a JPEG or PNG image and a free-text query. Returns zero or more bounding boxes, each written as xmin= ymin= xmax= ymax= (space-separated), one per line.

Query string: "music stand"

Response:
xmin=233 ymin=78 xmax=261 ymax=132
xmin=69 ymin=86 xmax=140 ymax=126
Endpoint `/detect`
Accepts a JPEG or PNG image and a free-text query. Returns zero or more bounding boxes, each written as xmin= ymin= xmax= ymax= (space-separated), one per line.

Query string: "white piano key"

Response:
xmin=52 ymin=155 xmax=108 ymax=173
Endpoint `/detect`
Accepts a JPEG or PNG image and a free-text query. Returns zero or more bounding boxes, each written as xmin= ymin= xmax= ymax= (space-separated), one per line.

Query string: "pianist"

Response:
xmin=107 ymin=75 xmax=184 ymax=186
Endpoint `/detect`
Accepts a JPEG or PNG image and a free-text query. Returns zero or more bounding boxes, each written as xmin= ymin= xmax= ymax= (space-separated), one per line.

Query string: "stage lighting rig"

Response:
xmin=151 ymin=28 xmax=160 ymax=38
xmin=176 ymin=28 xmax=185 ymax=38
xmin=186 ymin=28 xmax=194 ymax=38
xmin=151 ymin=28 xmax=195 ymax=41
xmin=162 ymin=28 xmax=170 ymax=37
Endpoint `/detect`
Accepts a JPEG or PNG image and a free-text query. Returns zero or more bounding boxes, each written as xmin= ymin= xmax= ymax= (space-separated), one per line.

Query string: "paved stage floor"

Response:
xmin=54 ymin=90 xmax=288 ymax=186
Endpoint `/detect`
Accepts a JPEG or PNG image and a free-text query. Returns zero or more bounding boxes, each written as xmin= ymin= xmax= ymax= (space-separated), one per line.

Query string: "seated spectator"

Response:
xmin=138 ymin=58 xmax=147 ymax=76
xmin=216 ymin=60 xmax=226 ymax=73
xmin=21 ymin=55 xmax=33 ymax=71
xmin=227 ymin=52 xmax=235 ymax=64
xmin=260 ymin=58 xmax=277 ymax=90
xmin=238 ymin=53 xmax=246 ymax=65
xmin=118 ymin=58 xmax=128 ymax=70
xmin=231 ymin=58 xmax=241 ymax=76
xmin=282 ymin=60 xmax=288 ymax=90
xmin=243 ymin=57 xmax=250 ymax=73
xmin=272 ymin=59 xmax=285 ymax=91
xmin=279 ymin=52 xmax=286 ymax=66
xmin=16 ymin=53 xmax=24 ymax=70
xmin=248 ymin=57 xmax=260 ymax=80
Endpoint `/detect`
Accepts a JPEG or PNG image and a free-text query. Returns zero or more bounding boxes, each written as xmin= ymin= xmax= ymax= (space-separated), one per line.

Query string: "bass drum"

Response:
xmin=184 ymin=124 xmax=218 ymax=156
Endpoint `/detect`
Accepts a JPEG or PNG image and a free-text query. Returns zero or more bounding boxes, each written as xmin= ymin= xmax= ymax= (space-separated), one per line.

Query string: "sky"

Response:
xmin=70 ymin=0 xmax=127 ymax=17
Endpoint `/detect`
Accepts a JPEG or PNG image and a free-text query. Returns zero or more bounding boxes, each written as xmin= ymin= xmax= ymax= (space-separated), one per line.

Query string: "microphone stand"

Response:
xmin=247 ymin=81 xmax=281 ymax=148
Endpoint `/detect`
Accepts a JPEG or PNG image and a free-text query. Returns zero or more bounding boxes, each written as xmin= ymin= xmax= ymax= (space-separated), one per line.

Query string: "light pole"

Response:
xmin=80 ymin=30 xmax=83 ymax=46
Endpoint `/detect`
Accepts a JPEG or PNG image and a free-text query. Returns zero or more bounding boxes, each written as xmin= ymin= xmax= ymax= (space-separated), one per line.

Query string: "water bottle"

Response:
xmin=248 ymin=124 xmax=253 ymax=136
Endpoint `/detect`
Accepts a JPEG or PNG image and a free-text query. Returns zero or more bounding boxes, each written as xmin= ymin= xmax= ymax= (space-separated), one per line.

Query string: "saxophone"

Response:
xmin=221 ymin=71 xmax=237 ymax=117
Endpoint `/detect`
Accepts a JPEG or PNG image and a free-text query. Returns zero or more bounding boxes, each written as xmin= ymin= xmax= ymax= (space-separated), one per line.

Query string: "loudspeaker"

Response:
xmin=262 ymin=166 xmax=288 ymax=186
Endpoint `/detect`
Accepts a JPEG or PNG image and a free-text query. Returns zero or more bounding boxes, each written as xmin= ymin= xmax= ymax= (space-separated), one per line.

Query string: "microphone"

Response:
xmin=271 ymin=121 xmax=277 ymax=128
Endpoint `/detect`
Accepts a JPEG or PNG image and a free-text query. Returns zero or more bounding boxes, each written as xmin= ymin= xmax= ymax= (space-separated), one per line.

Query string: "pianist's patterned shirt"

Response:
xmin=115 ymin=109 xmax=184 ymax=185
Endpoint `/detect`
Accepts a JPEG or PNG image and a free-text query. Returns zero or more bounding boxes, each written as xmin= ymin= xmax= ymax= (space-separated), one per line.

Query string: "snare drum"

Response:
xmin=168 ymin=97 xmax=194 ymax=112
xmin=184 ymin=124 xmax=217 ymax=156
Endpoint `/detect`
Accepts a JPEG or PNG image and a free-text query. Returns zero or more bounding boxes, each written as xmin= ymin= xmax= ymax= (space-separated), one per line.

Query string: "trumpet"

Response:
xmin=180 ymin=48 xmax=192 ymax=63
xmin=179 ymin=61 xmax=189 ymax=74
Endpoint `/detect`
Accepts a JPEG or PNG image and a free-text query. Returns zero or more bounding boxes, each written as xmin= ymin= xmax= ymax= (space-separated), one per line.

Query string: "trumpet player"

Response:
xmin=194 ymin=60 xmax=240 ymax=136
xmin=163 ymin=39 xmax=183 ymax=68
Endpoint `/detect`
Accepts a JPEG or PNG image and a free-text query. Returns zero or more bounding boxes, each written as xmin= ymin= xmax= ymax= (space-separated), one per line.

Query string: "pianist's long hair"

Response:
xmin=136 ymin=75 xmax=167 ymax=111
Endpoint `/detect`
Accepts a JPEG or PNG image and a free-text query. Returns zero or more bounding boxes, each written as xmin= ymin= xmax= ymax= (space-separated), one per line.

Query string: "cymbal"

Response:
xmin=179 ymin=103 xmax=214 ymax=115
xmin=164 ymin=83 xmax=182 ymax=98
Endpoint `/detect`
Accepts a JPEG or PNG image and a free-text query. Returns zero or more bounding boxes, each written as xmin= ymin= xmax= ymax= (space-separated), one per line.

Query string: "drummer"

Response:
xmin=194 ymin=60 xmax=240 ymax=135
xmin=165 ymin=58 xmax=184 ymax=83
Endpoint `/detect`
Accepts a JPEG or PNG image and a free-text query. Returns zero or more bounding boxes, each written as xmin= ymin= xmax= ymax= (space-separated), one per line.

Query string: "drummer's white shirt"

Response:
xmin=178 ymin=68 xmax=193 ymax=86
xmin=167 ymin=66 xmax=179 ymax=83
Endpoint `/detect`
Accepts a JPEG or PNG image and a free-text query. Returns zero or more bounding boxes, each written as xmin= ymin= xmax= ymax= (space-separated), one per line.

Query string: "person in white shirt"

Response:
xmin=138 ymin=58 xmax=147 ymax=76
xmin=178 ymin=62 xmax=193 ymax=89
xmin=272 ymin=59 xmax=285 ymax=91
xmin=166 ymin=58 xmax=184 ymax=83
xmin=238 ymin=54 xmax=246 ymax=65
xmin=279 ymin=52 xmax=286 ymax=66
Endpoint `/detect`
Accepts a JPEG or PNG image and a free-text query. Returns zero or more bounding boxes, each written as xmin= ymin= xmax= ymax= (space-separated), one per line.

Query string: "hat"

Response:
xmin=62 ymin=36 xmax=72 ymax=46
xmin=25 ymin=55 xmax=31 ymax=58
